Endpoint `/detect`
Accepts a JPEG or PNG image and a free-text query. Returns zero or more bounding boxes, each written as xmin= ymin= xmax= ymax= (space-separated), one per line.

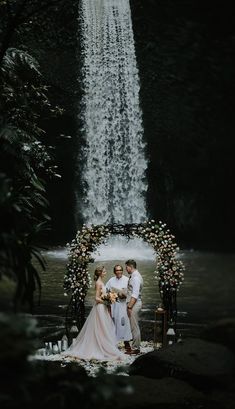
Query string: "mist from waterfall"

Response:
xmin=78 ymin=0 xmax=148 ymax=226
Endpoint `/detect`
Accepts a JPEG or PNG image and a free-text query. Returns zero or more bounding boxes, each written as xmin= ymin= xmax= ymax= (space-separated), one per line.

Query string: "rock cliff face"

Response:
xmin=130 ymin=0 xmax=235 ymax=250
xmin=8 ymin=0 xmax=235 ymax=249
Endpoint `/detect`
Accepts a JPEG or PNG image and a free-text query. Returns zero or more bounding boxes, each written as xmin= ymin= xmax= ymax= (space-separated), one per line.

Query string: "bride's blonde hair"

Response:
xmin=94 ymin=266 xmax=104 ymax=281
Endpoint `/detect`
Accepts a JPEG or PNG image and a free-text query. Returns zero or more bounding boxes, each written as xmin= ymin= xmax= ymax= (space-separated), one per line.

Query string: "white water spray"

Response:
xmin=78 ymin=0 xmax=148 ymax=225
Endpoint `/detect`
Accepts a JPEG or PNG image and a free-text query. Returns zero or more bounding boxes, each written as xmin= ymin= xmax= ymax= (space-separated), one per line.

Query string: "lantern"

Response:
xmin=166 ymin=326 xmax=176 ymax=345
xmin=70 ymin=320 xmax=79 ymax=345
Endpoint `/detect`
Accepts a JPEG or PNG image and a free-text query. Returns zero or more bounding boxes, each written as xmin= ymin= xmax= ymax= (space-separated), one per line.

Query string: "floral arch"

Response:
xmin=63 ymin=220 xmax=185 ymax=333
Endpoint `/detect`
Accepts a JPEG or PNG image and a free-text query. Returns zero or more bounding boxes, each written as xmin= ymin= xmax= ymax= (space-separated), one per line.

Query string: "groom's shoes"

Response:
xmin=125 ymin=348 xmax=140 ymax=355
xmin=124 ymin=341 xmax=132 ymax=353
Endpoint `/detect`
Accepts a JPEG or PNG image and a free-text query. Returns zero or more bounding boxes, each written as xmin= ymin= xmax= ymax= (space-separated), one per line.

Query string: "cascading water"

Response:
xmin=78 ymin=0 xmax=148 ymax=226
xmin=43 ymin=0 xmax=153 ymax=261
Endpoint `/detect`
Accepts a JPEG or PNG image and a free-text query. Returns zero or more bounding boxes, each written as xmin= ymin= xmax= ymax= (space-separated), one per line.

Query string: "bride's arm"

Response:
xmin=95 ymin=282 xmax=103 ymax=303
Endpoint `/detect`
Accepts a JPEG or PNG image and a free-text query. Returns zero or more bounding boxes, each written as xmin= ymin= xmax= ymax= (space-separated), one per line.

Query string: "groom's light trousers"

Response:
xmin=130 ymin=299 xmax=142 ymax=349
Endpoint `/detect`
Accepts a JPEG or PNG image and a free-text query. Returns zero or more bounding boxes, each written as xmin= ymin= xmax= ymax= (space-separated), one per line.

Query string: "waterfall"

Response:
xmin=78 ymin=0 xmax=148 ymax=226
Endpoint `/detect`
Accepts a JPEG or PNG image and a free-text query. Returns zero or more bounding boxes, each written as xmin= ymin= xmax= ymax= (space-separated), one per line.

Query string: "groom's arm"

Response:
xmin=127 ymin=277 xmax=140 ymax=313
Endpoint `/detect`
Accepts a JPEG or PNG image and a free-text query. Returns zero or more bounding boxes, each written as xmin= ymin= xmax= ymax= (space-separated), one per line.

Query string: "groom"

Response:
xmin=125 ymin=259 xmax=143 ymax=354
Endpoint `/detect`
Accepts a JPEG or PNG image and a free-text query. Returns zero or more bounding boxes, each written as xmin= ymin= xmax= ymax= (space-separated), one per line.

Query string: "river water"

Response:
xmin=26 ymin=248 xmax=235 ymax=339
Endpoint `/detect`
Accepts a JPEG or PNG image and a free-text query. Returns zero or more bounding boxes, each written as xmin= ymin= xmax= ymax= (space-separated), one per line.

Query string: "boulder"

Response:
xmin=108 ymin=375 xmax=205 ymax=409
xmin=200 ymin=319 xmax=235 ymax=354
xmin=129 ymin=337 xmax=235 ymax=390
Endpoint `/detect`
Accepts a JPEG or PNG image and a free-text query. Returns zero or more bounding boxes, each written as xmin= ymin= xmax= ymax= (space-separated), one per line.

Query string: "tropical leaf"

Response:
xmin=0 ymin=46 xmax=62 ymax=311
xmin=31 ymin=249 xmax=47 ymax=271
xmin=1 ymin=48 xmax=41 ymax=77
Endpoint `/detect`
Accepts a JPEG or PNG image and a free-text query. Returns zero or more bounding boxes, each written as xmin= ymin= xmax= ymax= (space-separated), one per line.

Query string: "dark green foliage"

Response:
xmin=0 ymin=313 xmax=132 ymax=409
xmin=3 ymin=0 xmax=81 ymax=242
xmin=0 ymin=0 xmax=77 ymax=62
xmin=0 ymin=1 xmax=74 ymax=309
xmin=0 ymin=46 xmax=62 ymax=310
xmin=0 ymin=312 xmax=39 ymax=368
xmin=0 ymin=0 xmax=79 ymax=109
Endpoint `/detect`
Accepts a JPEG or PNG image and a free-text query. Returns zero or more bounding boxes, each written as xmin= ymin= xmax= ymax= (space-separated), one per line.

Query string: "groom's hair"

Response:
xmin=125 ymin=259 xmax=137 ymax=269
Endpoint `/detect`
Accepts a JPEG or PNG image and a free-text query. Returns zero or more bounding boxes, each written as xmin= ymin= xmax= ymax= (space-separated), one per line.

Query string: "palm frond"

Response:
xmin=31 ymin=249 xmax=46 ymax=271
xmin=1 ymin=48 xmax=41 ymax=77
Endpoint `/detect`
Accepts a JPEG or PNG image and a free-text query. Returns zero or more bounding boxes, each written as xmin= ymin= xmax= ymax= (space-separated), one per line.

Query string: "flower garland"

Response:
xmin=63 ymin=220 xmax=185 ymax=304
xmin=136 ymin=221 xmax=185 ymax=296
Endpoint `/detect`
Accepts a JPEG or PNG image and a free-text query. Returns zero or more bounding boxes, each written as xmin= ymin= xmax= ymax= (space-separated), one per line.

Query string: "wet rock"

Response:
xmin=200 ymin=318 xmax=235 ymax=354
xmin=107 ymin=375 xmax=205 ymax=409
xmin=129 ymin=337 xmax=235 ymax=390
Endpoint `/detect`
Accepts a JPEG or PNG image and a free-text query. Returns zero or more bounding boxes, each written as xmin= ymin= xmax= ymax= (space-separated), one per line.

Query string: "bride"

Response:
xmin=62 ymin=266 xmax=124 ymax=361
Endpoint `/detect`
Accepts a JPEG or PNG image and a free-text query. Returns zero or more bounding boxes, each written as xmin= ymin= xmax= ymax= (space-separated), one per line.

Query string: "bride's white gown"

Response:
xmin=62 ymin=284 xmax=124 ymax=361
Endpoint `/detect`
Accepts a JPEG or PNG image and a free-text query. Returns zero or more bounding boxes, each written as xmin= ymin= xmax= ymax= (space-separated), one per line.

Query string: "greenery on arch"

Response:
xmin=63 ymin=220 xmax=185 ymax=312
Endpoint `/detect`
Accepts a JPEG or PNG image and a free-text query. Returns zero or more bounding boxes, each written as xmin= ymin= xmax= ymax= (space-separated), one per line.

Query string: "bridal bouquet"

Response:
xmin=101 ymin=289 xmax=118 ymax=306
xmin=111 ymin=287 xmax=127 ymax=300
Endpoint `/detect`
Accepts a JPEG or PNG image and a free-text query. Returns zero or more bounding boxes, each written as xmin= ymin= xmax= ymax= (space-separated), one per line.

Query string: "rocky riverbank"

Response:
xmin=32 ymin=319 xmax=235 ymax=409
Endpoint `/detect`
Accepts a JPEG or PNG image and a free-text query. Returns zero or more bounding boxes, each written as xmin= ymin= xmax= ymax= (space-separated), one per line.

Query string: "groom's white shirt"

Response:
xmin=128 ymin=269 xmax=143 ymax=301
